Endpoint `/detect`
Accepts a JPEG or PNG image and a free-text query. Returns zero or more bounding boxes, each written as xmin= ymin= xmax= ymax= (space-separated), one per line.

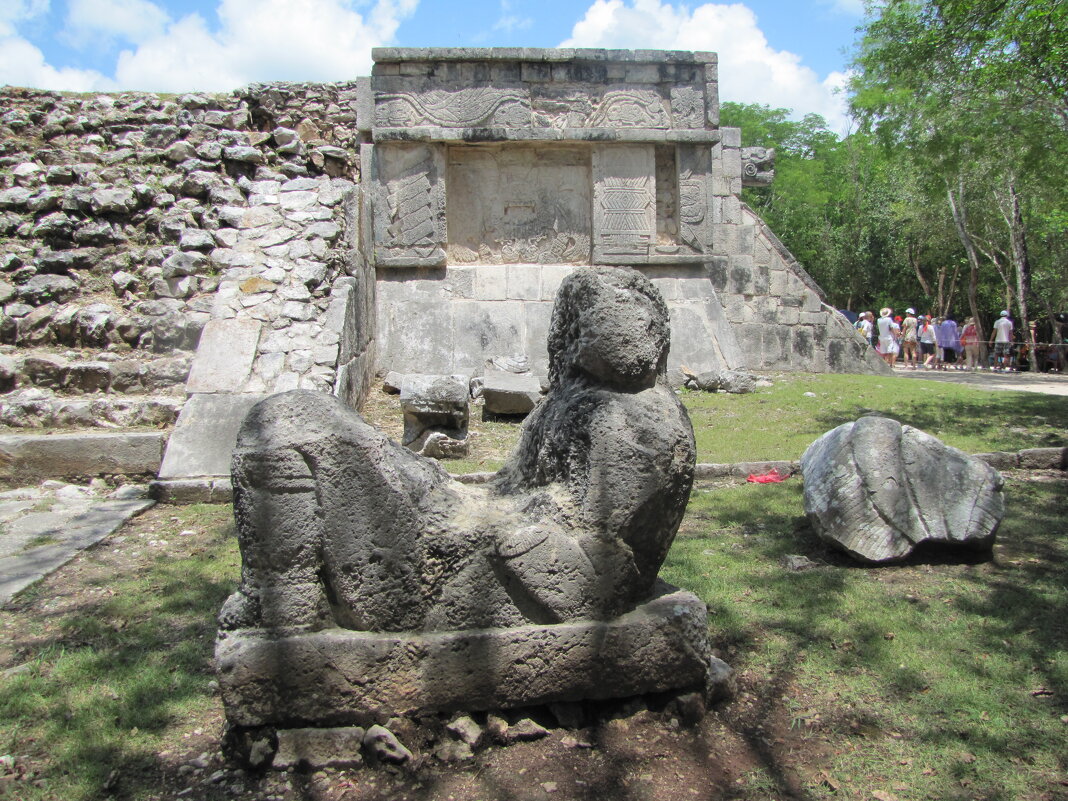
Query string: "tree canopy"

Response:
xmin=727 ymin=0 xmax=1068 ymax=354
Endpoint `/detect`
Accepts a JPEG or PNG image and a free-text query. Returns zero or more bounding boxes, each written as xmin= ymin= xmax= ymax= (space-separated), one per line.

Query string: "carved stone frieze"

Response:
xmin=741 ymin=146 xmax=775 ymax=187
xmin=373 ymin=143 xmax=447 ymax=267
xmin=376 ymin=87 xmax=532 ymax=128
xmin=587 ymin=89 xmax=671 ymax=128
xmin=530 ymin=86 xmax=671 ymax=130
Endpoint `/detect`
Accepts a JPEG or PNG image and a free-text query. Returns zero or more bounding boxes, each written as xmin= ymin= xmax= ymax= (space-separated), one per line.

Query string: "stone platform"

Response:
xmin=216 ymin=584 xmax=722 ymax=729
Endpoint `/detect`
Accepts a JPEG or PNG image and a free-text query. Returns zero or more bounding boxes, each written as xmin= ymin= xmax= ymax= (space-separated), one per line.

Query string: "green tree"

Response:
xmin=850 ymin=0 xmax=1068 ymax=365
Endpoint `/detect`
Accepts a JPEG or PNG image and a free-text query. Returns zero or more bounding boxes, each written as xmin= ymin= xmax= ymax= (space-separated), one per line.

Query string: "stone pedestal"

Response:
xmin=216 ymin=584 xmax=722 ymax=729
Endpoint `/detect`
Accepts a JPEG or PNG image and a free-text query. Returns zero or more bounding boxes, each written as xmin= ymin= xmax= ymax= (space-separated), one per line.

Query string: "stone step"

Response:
xmin=0 ymin=296 xmax=209 ymax=353
xmin=1 ymin=348 xmax=191 ymax=395
xmin=0 ymin=430 xmax=167 ymax=480
xmin=0 ymin=387 xmax=183 ymax=429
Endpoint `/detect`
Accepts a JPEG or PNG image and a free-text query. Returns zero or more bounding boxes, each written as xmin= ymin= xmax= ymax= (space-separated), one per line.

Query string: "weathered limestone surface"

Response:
xmin=157 ymin=393 xmax=267 ymax=480
xmin=801 ymin=416 xmax=1005 ymax=562
xmin=217 ymin=584 xmax=712 ymax=726
xmin=217 ymin=267 xmax=722 ymax=731
xmin=184 ymin=318 xmax=261 ymax=393
xmin=0 ymin=431 xmax=165 ymax=478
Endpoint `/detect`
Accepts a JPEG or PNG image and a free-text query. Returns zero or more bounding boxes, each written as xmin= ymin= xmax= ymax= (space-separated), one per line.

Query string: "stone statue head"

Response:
xmin=546 ymin=266 xmax=670 ymax=389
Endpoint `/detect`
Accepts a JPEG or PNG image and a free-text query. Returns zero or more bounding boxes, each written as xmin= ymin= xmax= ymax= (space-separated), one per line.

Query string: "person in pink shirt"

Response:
xmin=960 ymin=317 xmax=980 ymax=370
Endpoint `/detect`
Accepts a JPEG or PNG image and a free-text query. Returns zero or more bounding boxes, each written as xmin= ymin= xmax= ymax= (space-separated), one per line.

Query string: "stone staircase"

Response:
xmin=0 ymin=84 xmax=373 ymax=499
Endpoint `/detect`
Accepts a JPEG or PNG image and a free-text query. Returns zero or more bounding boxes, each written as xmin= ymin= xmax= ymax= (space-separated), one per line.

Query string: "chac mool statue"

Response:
xmin=219 ymin=265 xmax=696 ymax=633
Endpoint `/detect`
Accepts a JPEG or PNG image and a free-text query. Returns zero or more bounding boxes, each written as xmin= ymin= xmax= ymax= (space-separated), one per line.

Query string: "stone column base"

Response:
xmin=216 ymin=583 xmax=729 ymax=728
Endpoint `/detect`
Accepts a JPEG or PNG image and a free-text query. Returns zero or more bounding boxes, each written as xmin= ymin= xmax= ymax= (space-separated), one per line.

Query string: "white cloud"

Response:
xmin=1 ymin=0 xmax=50 ymax=24
xmin=562 ymin=0 xmax=852 ymax=135
xmin=63 ymin=0 xmax=171 ymax=48
xmin=0 ymin=20 xmax=110 ymax=90
xmin=1 ymin=0 xmax=417 ymax=93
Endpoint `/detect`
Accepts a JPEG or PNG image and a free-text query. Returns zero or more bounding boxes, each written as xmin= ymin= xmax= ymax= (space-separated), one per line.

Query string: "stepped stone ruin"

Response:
xmin=0 ymin=47 xmax=885 ymax=496
xmin=216 ymin=266 xmax=729 ymax=762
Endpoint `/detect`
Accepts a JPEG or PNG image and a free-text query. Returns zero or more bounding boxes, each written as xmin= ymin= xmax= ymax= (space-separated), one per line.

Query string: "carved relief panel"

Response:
xmin=376 ymin=87 xmax=532 ymax=128
xmin=592 ymin=145 xmax=657 ymax=262
xmin=446 ymin=145 xmax=591 ymax=264
xmin=373 ymin=143 xmax=447 ymax=267
xmin=676 ymin=144 xmax=712 ymax=255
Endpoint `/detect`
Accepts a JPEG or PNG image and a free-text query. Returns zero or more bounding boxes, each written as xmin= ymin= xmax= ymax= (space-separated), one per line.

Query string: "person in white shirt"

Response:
xmin=989 ymin=310 xmax=1014 ymax=371
xmin=876 ymin=307 xmax=899 ymax=367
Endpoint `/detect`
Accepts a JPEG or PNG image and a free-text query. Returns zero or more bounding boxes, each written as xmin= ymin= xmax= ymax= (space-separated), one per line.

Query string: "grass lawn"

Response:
xmin=664 ymin=477 xmax=1068 ymax=800
xmin=362 ymin=372 xmax=1068 ymax=473
xmin=0 ymin=375 xmax=1065 ymax=800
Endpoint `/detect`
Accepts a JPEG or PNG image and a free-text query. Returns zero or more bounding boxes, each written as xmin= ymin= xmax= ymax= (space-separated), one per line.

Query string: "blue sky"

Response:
xmin=0 ymin=0 xmax=869 ymax=133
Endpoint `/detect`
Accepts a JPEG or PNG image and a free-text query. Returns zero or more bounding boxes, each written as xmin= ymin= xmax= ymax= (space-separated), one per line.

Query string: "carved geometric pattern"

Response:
xmin=386 ymin=158 xmax=435 ymax=248
xmin=377 ymin=88 xmax=531 ymax=128
xmin=593 ymin=145 xmax=656 ymax=260
xmin=601 ymin=177 xmax=652 ymax=233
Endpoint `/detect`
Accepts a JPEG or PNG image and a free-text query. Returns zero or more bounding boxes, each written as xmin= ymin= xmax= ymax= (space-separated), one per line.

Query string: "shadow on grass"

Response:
xmin=664 ymin=476 xmax=1068 ymax=800
xmin=0 ymin=513 xmax=238 ymax=801
xmin=812 ymin=390 xmax=1068 ymax=450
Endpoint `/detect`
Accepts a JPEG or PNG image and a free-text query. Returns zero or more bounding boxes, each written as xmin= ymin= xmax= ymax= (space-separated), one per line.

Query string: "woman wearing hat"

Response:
xmin=876 ymin=307 xmax=900 ymax=367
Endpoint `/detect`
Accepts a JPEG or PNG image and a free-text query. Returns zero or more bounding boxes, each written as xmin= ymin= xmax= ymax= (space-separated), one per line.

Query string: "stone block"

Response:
xmin=481 ymin=370 xmax=542 ymax=415
xmin=471 ymin=266 xmax=508 ymax=301
xmin=399 ymin=374 xmax=469 ymax=448
xmin=274 ymin=727 xmax=366 ymax=769
xmin=506 ymin=264 xmax=542 ymax=301
xmin=1017 ymin=447 xmax=1067 ymax=470
xmin=157 ymin=393 xmax=268 ymax=480
xmin=0 ymin=432 xmax=166 ymax=479
xmin=185 ymin=318 xmax=262 ymax=393
xmin=802 ymin=417 xmax=1005 ymax=563
xmin=974 ymin=452 xmax=1020 ymax=470
xmin=216 ymin=585 xmax=716 ymax=727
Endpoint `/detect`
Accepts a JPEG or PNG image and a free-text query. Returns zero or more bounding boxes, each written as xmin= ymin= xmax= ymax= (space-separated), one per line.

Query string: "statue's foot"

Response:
xmin=218 ymin=590 xmax=260 ymax=631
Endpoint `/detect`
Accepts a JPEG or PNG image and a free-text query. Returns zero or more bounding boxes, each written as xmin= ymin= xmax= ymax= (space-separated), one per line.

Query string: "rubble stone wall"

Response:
xmin=0 ymin=82 xmax=378 ymax=425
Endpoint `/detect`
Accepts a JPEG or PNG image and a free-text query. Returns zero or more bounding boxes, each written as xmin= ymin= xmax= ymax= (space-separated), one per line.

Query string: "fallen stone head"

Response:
xmin=800 ymin=415 xmax=1005 ymax=563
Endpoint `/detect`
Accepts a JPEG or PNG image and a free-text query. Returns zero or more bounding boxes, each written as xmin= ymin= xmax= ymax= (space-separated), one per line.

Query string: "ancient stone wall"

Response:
xmin=0 ymin=50 xmax=881 ymax=450
xmin=366 ymin=49 xmax=885 ymax=380
xmin=0 ymin=84 xmax=376 ymax=431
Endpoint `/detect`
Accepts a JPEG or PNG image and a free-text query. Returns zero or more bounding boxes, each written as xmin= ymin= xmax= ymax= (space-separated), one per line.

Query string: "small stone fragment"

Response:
xmin=445 ymin=715 xmax=483 ymax=747
xmin=361 ymin=725 xmax=411 ymax=765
